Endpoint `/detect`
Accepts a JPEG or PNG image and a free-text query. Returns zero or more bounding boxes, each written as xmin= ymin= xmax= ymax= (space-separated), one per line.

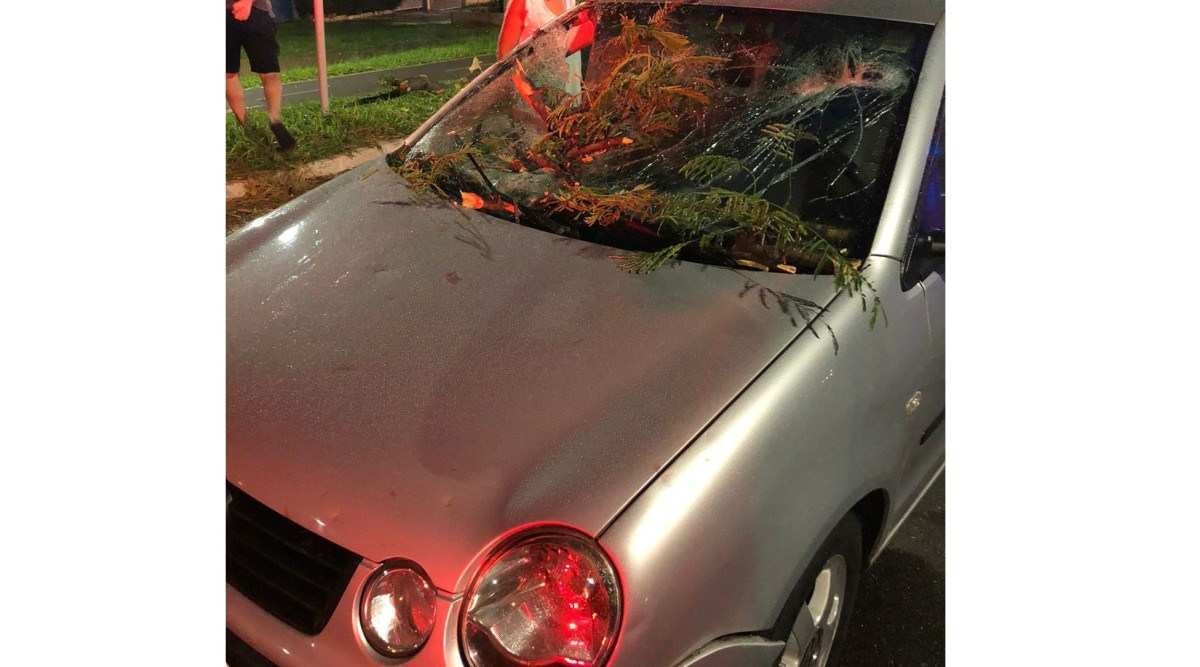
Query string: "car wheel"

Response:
xmin=777 ymin=512 xmax=864 ymax=667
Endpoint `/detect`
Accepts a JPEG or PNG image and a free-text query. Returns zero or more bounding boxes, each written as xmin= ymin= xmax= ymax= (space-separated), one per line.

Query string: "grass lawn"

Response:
xmin=239 ymin=20 xmax=497 ymax=88
xmin=226 ymin=88 xmax=454 ymax=179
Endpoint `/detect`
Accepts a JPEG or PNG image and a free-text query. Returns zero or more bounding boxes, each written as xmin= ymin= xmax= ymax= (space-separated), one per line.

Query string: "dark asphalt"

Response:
xmin=840 ymin=475 xmax=945 ymax=666
xmin=241 ymin=55 xmax=495 ymax=110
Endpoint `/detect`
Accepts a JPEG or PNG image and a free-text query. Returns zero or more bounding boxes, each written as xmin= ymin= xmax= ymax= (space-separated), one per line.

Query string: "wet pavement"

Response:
xmin=840 ymin=476 xmax=945 ymax=666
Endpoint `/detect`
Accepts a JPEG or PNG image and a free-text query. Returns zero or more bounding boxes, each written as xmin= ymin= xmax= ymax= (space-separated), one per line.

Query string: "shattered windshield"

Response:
xmin=395 ymin=0 xmax=930 ymax=283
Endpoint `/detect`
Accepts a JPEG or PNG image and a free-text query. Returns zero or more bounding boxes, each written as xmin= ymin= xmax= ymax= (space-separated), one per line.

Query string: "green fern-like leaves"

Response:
xmin=760 ymin=123 xmax=818 ymax=161
xmin=680 ymin=155 xmax=746 ymax=185
xmin=548 ymin=184 xmax=657 ymax=227
xmin=613 ymin=241 xmax=690 ymax=274
xmin=397 ymin=5 xmax=886 ymax=327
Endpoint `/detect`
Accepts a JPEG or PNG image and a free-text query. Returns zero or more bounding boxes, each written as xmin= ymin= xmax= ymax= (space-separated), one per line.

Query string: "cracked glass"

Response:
xmin=397 ymin=1 xmax=932 ymax=275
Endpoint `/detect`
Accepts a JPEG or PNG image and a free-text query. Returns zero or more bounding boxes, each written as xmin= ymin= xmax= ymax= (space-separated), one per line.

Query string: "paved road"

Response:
xmin=840 ymin=475 xmax=945 ymax=666
xmin=242 ymin=55 xmax=495 ymax=109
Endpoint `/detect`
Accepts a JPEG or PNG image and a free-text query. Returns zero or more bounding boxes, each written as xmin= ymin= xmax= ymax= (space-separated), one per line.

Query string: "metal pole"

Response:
xmin=313 ymin=0 xmax=330 ymax=114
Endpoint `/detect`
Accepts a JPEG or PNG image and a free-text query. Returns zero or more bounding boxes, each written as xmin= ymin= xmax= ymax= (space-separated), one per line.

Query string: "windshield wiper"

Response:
xmin=466 ymin=152 xmax=500 ymax=195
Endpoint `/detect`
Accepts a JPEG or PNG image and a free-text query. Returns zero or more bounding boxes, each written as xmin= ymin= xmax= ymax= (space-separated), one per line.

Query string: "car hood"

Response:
xmin=226 ymin=159 xmax=841 ymax=590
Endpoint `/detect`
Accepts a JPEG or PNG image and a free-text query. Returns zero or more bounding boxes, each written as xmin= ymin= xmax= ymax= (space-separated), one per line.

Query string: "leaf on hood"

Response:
xmin=460 ymin=191 xmax=484 ymax=209
xmin=650 ymin=29 xmax=691 ymax=52
xmin=661 ymin=85 xmax=710 ymax=104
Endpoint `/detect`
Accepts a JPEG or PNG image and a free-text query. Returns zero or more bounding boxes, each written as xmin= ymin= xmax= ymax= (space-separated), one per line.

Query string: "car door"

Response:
xmin=897 ymin=98 xmax=946 ymax=500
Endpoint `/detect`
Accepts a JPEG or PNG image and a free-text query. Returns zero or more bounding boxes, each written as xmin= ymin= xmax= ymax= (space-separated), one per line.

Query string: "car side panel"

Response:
xmin=905 ymin=272 xmax=945 ymax=505
xmin=598 ymin=260 xmax=933 ymax=666
xmin=675 ymin=637 xmax=788 ymax=666
xmin=881 ymin=273 xmax=946 ymax=524
xmin=921 ymin=272 xmax=945 ymax=425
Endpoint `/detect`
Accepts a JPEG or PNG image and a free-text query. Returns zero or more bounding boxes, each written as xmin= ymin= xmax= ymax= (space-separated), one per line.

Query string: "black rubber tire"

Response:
xmin=777 ymin=511 xmax=865 ymax=667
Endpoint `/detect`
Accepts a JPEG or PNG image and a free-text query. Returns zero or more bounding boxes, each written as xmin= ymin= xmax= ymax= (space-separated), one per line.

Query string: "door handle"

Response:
xmin=905 ymin=390 xmax=923 ymax=416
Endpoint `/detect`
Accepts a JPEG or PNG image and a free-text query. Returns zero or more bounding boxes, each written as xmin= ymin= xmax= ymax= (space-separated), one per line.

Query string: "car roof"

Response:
xmin=647 ymin=0 xmax=943 ymax=25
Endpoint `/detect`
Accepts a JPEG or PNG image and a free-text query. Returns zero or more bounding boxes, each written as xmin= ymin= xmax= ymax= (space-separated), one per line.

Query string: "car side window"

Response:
xmin=901 ymin=98 xmax=945 ymax=291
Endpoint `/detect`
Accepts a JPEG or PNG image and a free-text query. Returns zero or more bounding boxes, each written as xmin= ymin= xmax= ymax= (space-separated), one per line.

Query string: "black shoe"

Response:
xmin=270 ymin=122 xmax=296 ymax=152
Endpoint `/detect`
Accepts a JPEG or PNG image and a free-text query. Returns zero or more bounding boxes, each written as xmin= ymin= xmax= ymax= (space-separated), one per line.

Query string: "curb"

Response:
xmin=226 ymin=138 xmax=405 ymax=201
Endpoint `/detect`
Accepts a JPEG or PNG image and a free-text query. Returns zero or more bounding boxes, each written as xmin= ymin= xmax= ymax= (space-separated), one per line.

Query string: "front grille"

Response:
xmin=226 ymin=483 xmax=361 ymax=635
xmin=226 ymin=628 xmax=276 ymax=667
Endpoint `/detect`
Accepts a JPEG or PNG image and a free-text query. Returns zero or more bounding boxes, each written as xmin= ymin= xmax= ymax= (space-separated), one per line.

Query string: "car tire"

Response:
xmin=777 ymin=512 xmax=864 ymax=667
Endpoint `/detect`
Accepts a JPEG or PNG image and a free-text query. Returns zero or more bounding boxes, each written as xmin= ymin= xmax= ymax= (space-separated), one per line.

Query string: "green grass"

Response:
xmin=239 ymin=20 xmax=497 ymax=87
xmin=226 ymin=89 xmax=454 ymax=178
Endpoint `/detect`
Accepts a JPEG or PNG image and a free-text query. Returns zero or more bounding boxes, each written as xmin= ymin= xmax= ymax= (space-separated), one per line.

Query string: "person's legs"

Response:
xmin=258 ymin=72 xmax=294 ymax=151
xmin=244 ymin=8 xmax=294 ymax=151
xmin=259 ymin=73 xmax=283 ymax=124
xmin=226 ymin=12 xmax=246 ymax=125
xmin=226 ymin=74 xmax=247 ymax=126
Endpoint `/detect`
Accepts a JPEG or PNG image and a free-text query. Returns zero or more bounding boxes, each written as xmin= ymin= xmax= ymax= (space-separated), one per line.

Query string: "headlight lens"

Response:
xmin=461 ymin=529 xmax=622 ymax=667
xmin=359 ymin=560 xmax=438 ymax=658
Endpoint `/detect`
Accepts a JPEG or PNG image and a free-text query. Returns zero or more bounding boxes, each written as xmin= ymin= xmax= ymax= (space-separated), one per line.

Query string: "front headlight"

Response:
xmin=460 ymin=528 xmax=622 ymax=667
xmin=359 ymin=560 xmax=438 ymax=658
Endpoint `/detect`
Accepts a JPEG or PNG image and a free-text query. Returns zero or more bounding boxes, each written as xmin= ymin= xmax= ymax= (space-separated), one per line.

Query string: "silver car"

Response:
xmin=226 ymin=1 xmax=945 ymax=666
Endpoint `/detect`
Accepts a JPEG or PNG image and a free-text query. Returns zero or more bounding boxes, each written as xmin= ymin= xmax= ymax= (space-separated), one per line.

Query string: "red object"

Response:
xmin=230 ymin=0 xmax=253 ymax=20
xmin=460 ymin=528 xmax=621 ymax=667
xmin=566 ymin=10 xmax=596 ymax=55
xmin=566 ymin=137 xmax=633 ymax=161
xmin=513 ymin=60 xmax=551 ymax=123
xmin=461 ymin=191 xmax=519 ymax=216
xmin=460 ymin=191 xmax=485 ymax=209
xmin=313 ymin=0 xmax=330 ymax=114
xmin=498 ymin=1 xmax=596 ymax=124
xmin=498 ymin=0 xmax=570 ymax=58
xmin=498 ymin=0 xmax=594 ymax=58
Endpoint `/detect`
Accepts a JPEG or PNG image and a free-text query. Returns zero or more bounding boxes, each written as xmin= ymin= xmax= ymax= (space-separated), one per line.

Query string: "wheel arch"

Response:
xmin=767 ymin=488 xmax=889 ymax=643
xmin=851 ymin=488 xmax=890 ymax=569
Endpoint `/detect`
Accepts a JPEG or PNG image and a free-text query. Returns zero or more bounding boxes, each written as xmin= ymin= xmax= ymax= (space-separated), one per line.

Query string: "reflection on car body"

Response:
xmin=226 ymin=1 xmax=945 ymax=665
